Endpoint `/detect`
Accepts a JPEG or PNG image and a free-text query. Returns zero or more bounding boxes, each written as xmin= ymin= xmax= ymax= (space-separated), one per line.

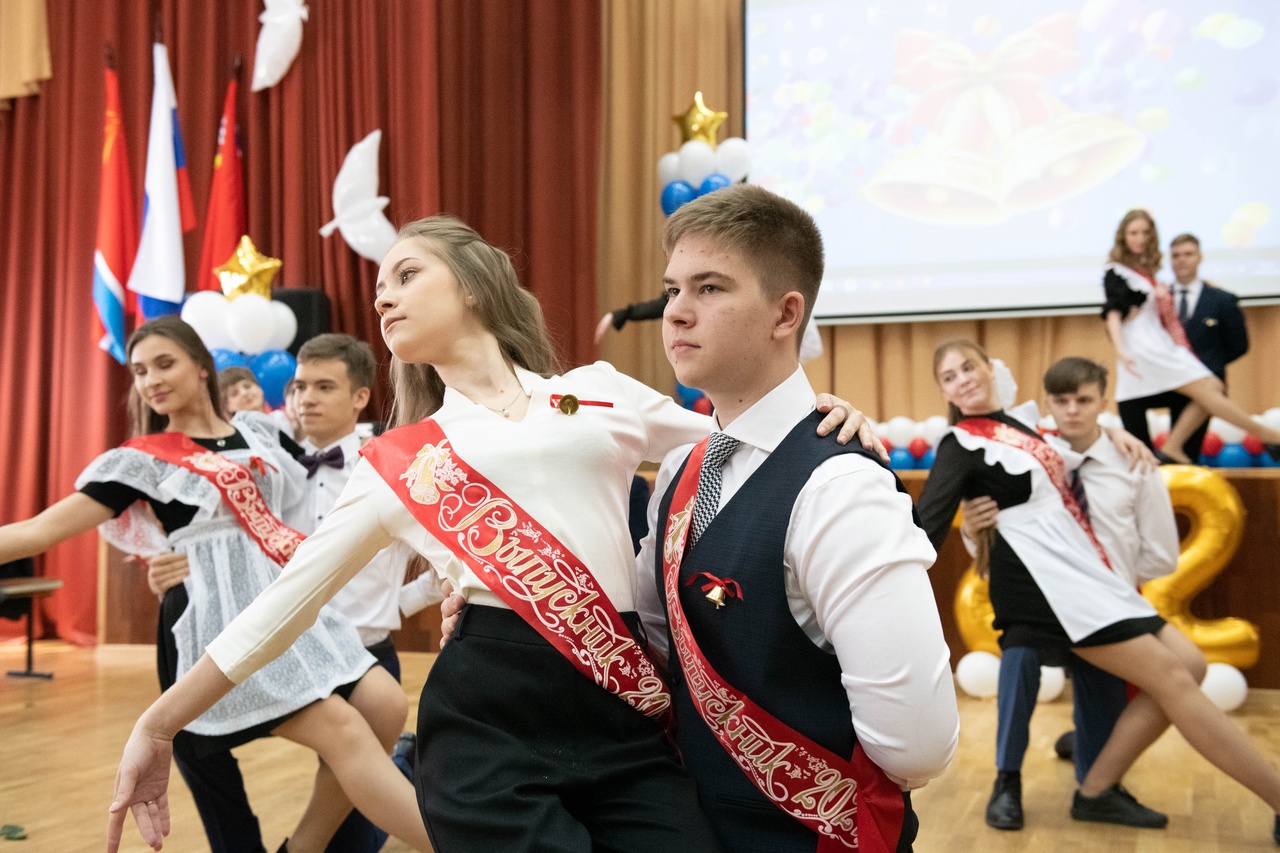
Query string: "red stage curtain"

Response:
xmin=0 ymin=0 xmax=601 ymax=644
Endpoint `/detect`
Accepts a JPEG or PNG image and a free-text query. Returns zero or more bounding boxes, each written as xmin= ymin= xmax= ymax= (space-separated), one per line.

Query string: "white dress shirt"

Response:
xmin=1047 ymin=430 xmax=1179 ymax=587
xmin=297 ymin=432 xmax=432 ymax=646
xmin=1173 ymin=277 xmax=1204 ymax=321
xmin=635 ymin=367 xmax=959 ymax=789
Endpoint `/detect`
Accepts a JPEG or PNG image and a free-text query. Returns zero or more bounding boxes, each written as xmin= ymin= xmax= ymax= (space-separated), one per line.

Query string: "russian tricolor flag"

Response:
xmin=92 ymin=65 xmax=138 ymax=363
xmin=127 ymin=43 xmax=197 ymax=319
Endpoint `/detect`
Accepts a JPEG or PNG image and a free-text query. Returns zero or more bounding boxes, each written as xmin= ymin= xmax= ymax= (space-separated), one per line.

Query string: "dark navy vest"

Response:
xmin=655 ymin=411 xmax=918 ymax=853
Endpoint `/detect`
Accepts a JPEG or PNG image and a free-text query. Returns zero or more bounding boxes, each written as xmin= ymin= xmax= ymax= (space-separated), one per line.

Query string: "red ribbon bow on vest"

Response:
xmin=686 ymin=572 xmax=743 ymax=608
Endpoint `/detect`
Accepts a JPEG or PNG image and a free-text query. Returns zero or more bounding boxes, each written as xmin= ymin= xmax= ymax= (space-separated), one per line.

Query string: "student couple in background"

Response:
xmin=99 ymin=183 xmax=960 ymax=853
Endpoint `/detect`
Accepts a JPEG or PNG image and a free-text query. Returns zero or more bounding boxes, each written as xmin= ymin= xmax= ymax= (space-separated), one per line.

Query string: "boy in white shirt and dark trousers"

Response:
xmin=639 ymin=184 xmax=959 ymax=852
xmin=968 ymin=357 xmax=1180 ymax=831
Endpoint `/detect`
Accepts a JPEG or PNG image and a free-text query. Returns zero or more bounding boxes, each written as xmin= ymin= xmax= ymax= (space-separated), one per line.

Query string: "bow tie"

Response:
xmin=299 ymin=446 xmax=344 ymax=478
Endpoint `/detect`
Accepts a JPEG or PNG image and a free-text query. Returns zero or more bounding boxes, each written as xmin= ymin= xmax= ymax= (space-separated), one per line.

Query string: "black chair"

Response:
xmin=0 ymin=558 xmax=62 ymax=679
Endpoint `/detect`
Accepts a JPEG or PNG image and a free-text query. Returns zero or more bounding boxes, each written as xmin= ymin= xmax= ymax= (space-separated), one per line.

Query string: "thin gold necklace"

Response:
xmin=484 ymin=387 xmax=525 ymax=418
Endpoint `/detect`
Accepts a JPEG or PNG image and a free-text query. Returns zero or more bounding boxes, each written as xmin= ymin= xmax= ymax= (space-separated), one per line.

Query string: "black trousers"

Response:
xmin=418 ymin=605 xmax=723 ymax=853
xmin=1118 ymin=390 xmax=1209 ymax=460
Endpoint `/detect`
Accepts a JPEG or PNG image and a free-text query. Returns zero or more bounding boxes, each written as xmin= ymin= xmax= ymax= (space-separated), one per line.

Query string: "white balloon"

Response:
xmin=657 ymin=152 xmax=681 ymax=186
xmin=955 ymin=651 xmax=1001 ymax=698
xmin=319 ymin=130 xmax=398 ymax=263
xmin=250 ymin=0 xmax=309 ymax=92
xmin=181 ymin=291 xmax=234 ymax=351
xmin=677 ymin=140 xmax=716 ymax=187
xmin=714 ymin=137 xmax=752 ymax=182
xmin=884 ymin=415 xmax=917 ymax=448
xmin=1263 ymin=408 xmax=1280 ymax=433
xmin=1211 ymin=417 xmax=1246 ymax=444
xmin=921 ymin=415 xmax=950 ymax=446
xmin=1037 ymin=667 xmax=1066 ymax=702
xmin=228 ymin=293 xmax=276 ymax=355
xmin=1146 ymin=409 xmax=1171 ymax=437
xmin=267 ymin=300 xmax=299 ymax=351
xmin=1201 ymin=662 xmax=1248 ymax=712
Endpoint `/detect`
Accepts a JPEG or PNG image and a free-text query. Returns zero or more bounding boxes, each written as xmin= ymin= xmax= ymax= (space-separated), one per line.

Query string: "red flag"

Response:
xmin=197 ymin=78 xmax=246 ymax=290
xmin=93 ymin=65 xmax=140 ymax=362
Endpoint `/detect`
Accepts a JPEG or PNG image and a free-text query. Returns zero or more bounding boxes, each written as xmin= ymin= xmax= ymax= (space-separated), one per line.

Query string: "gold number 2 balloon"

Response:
xmin=953 ymin=465 xmax=1258 ymax=667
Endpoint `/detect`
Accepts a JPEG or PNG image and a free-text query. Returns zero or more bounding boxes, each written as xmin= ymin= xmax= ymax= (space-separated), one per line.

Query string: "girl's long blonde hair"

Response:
xmin=386 ymin=216 xmax=561 ymax=428
xmin=1108 ymin=209 xmax=1162 ymax=274
xmin=932 ymin=337 xmax=995 ymax=578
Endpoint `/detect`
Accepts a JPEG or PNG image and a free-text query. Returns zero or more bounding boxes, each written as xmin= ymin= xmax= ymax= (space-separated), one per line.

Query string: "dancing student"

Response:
xmin=107 ymin=216 xmax=873 ymax=853
xmin=0 ymin=317 xmax=430 ymax=853
xmin=1117 ymin=233 xmax=1250 ymax=459
xmin=959 ymin=357 xmax=1177 ymax=830
xmin=919 ymin=338 xmax=1280 ymax=844
xmin=1102 ymin=210 xmax=1280 ymax=464
xmin=149 ymin=333 xmax=433 ymax=852
xmin=641 ymin=183 xmax=957 ymax=851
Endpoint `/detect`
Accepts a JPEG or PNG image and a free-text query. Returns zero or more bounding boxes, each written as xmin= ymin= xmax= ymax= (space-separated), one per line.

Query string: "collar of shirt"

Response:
xmin=712 ymin=366 xmax=814 ymax=504
xmin=1047 ymin=429 xmax=1124 ymax=476
xmin=301 ymin=431 xmax=362 ymax=473
xmin=1174 ymin=277 xmax=1203 ymax=316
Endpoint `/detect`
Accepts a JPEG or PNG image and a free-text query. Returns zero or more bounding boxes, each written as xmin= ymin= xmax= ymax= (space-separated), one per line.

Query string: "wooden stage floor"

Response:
xmin=3 ymin=642 xmax=1279 ymax=852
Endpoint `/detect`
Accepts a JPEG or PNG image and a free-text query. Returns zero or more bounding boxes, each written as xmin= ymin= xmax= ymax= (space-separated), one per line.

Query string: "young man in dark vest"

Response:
xmin=637 ymin=183 xmax=959 ymax=852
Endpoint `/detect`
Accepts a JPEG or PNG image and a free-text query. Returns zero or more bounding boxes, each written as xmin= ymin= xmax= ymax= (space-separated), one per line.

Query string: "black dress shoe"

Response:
xmin=1071 ymin=785 xmax=1167 ymax=828
xmin=277 ymin=840 xmax=289 ymax=853
xmin=1054 ymin=729 xmax=1076 ymax=761
xmin=1155 ymin=449 xmax=1186 ymax=465
xmin=392 ymin=730 xmax=417 ymax=771
xmin=986 ymin=771 xmax=1023 ymax=830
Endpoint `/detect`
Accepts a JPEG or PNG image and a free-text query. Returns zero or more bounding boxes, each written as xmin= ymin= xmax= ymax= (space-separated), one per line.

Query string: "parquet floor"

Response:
xmin=3 ymin=641 xmax=1279 ymax=851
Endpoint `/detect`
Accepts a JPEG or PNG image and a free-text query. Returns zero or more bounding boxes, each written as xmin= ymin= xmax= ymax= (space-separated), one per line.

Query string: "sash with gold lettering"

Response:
xmin=124 ymin=433 xmax=304 ymax=567
xmin=361 ymin=419 xmax=671 ymax=722
xmin=954 ymin=417 xmax=1112 ymax=569
xmin=662 ymin=438 xmax=905 ymax=853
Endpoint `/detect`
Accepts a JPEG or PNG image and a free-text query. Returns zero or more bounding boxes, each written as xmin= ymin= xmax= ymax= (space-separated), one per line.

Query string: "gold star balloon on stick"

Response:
xmin=673 ymin=91 xmax=728 ymax=148
xmin=217 ymin=236 xmax=282 ymax=300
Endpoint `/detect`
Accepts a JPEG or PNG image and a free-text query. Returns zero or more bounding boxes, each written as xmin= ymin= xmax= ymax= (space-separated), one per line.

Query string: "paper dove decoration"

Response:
xmin=251 ymin=0 xmax=309 ymax=92
xmin=319 ymin=130 xmax=398 ymax=263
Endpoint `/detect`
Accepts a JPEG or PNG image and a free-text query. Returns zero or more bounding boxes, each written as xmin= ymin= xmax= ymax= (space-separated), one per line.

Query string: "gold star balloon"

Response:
xmin=216 ymin=235 xmax=282 ymax=300
xmin=673 ymin=91 xmax=728 ymax=148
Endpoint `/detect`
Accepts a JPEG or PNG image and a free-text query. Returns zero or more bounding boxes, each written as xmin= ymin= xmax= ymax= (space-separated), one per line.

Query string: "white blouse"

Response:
xmin=208 ymin=362 xmax=712 ymax=683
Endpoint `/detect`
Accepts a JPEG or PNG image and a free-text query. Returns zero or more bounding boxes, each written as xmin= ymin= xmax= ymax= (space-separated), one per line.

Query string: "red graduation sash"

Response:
xmin=662 ymin=439 xmax=904 ymax=853
xmin=124 ymin=433 xmax=304 ymax=567
xmin=954 ymin=417 xmax=1112 ymax=568
xmin=361 ymin=419 xmax=671 ymax=722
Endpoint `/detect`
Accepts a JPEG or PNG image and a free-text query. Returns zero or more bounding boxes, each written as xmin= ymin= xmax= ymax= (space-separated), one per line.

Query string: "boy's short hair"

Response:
xmin=1170 ymin=233 xmax=1200 ymax=249
xmin=661 ymin=183 xmax=824 ymax=344
xmin=218 ymin=367 xmax=258 ymax=409
xmin=296 ymin=333 xmax=376 ymax=391
xmin=1044 ymin=357 xmax=1108 ymax=396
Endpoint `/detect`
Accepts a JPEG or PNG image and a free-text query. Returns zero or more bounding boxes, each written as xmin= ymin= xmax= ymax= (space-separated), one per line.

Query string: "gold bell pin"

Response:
xmin=558 ymin=394 xmax=580 ymax=415
xmin=705 ymin=586 xmax=727 ymax=608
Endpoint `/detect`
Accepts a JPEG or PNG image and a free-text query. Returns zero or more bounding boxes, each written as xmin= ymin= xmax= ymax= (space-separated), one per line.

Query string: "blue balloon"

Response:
xmin=1198 ymin=453 xmax=1214 ymax=467
xmin=1216 ymin=444 xmax=1253 ymax=469
xmin=675 ymin=382 xmax=704 ymax=409
xmin=249 ymin=349 xmax=298 ymax=409
xmin=888 ymin=448 xmax=914 ymax=470
xmin=660 ymin=180 xmax=696 ymax=215
xmin=697 ymin=173 xmax=732 ymax=197
xmin=917 ymin=448 xmax=936 ymax=469
xmin=211 ymin=348 xmax=250 ymax=372
xmin=1256 ymin=452 xmax=1277 ymax=468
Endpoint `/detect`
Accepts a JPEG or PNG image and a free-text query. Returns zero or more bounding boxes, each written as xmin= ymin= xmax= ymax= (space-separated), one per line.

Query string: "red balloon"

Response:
xmin=692 ymin=396 xmax=713 ymax=416
xmin=908 ymin=436 xmax=931 ymax=459
xmin=1153 ymin=431 xmax=1167 ymax=450
xmin=878 ymin=437 xmax=895 ymax=454
xmin=1202 ymin=432 xmax=1224 ymax=457
xmin=1243 ymin=435 xmax=1264 ymax=455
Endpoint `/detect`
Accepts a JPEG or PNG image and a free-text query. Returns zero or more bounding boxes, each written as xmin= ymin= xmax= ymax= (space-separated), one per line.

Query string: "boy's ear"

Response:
xmin=772 ymin=291 xmax=805 ymax=342
xmin=353 ymin=385 xmax=372 ymax=411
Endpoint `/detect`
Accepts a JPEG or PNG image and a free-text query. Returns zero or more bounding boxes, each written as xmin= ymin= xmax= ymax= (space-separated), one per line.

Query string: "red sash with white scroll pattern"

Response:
xmin=954 ymin=417 xmax=1112 ymax=568
xmin=361 ymin=419 xmax=671 ymax=723
xmin=125 ymin=433 xmax=304 ymax=567
xmin=662 ymin=438 xmax=905 ymax=852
